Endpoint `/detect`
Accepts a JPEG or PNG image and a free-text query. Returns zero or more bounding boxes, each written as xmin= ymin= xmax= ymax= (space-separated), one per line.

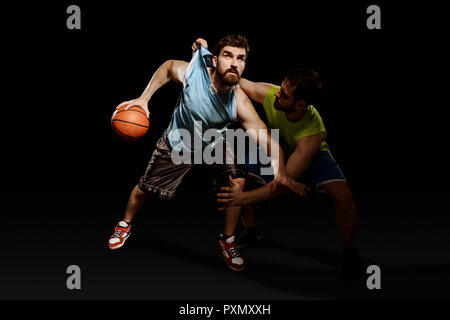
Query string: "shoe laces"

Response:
xmin=228 ymin=246 xmax=240 ymax=259
xmin=113 ymin=230 xmax=122 ymax=238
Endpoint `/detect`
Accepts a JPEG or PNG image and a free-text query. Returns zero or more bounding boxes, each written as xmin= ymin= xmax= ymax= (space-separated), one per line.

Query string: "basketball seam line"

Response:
xmin=115 ymin=109 xmax=147 ymax=117
xmin=112 ymin=119 xmax=149 ymax=128
xmin=112 ymin=126 xmax=140 ymax=140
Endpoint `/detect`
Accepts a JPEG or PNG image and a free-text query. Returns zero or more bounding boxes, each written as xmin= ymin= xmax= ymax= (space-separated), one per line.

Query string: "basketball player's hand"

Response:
xmin=272 ymin=173 xmax=310 ymax=197
xmin=217 ymin=175 xmax=245 ymax=210
xmin=116 ymin=98 xmax=150 ymax=118
xmin=192 ymin=38 xmax=208 ymax=52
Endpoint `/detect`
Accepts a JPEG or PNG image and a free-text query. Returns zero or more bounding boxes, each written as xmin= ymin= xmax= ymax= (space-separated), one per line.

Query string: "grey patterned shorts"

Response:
xmin=138 ymin=130 xmax=245 ymax=199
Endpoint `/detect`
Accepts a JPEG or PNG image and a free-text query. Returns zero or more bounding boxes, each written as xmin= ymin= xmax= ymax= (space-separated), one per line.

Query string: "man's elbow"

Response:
xmin=167 ymin=60 xmax=188 ymax=84
xmin=165 ymin=59 xmax=175 ymax=72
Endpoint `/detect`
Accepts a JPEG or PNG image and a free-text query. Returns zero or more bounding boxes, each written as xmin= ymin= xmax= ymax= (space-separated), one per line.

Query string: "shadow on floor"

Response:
xmin=125 ymin=236 xmax=449 ymax=299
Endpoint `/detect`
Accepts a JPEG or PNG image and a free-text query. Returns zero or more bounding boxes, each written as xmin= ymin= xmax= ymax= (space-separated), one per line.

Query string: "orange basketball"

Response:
xmin=111 ymin=105 xmax=149 ymax=141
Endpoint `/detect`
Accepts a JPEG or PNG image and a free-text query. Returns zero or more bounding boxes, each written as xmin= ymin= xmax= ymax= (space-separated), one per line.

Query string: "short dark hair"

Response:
xmin=213 ymin=34 xmax=250 ymax=60
xmin=286 ymin=67 xmax=323 ymax=106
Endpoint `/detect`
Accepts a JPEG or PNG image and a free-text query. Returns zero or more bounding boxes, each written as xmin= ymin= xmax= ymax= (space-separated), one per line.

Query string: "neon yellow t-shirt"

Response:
xmin=263 ymin=86 xmax=330 ymax=158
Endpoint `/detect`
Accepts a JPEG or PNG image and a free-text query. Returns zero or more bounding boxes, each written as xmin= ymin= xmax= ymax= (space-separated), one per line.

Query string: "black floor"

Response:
xmin=2 ymin=189 xmax=449 ymax=300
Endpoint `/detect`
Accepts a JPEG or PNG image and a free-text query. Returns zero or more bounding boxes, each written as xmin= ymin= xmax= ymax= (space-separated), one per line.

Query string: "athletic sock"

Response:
xmin=221 ymin=234 xmax=234 ymax=241
xmin=119 ymin=221 xmax=129 ymax=228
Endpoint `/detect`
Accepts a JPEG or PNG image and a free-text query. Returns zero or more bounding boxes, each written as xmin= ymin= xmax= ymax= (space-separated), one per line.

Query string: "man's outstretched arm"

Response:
xmin=239 ymin=78 xmax=275 ymax=105
xmin=116 ymin=59 xmax=189 ymax=117
xmin=217 ymin=133 xmax=323 ymax=208
xmin=235 ymin=87 xmax=307 ymax=196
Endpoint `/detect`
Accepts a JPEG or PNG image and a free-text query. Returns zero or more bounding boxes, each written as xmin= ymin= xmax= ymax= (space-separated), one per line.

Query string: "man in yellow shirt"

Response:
xmin=218 ymin=67 xmax=360 ymax=280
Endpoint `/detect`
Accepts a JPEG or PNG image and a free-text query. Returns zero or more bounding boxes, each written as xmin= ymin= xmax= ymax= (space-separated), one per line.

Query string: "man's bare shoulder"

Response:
xmin=235 ymin=85 xmax=251 ymax=101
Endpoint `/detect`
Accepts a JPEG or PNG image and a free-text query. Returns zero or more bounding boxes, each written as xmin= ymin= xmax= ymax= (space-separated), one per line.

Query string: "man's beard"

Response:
xmin=274 ymin=98 xmax=283 ymax=110
xmin=274 ymin=98 xmax=294 ymax=114
xmin=218 ymin=68 xmax=240 ymax=86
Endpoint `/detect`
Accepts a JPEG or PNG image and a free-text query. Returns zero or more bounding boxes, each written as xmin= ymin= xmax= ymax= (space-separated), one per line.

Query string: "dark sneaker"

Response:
xmin=108 ymin=221 xmax=131 ymax=250
xmin=236 ymin=226 xmax=264 ymax=248
xmin=217 ymin=235 xmax=245 ymax=272
xmin=341 ymin=247 xmax=361 ymax=280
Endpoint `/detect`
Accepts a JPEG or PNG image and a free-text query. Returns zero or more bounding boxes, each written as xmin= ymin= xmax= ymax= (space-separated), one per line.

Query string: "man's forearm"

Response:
xmin=140 ymin=60 xmax=176 ymax=101
xmin=242 ymin=181 xmax=289 ymax=206
xmin=269 ymin=144 xmax=287 ymax=176
xmin=258 ymin=129 xmax=287 ymax=176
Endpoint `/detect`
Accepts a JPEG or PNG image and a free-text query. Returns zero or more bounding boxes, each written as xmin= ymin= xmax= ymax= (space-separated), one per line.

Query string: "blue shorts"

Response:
xmin=244 ymin=149 xmax=346 ymax=192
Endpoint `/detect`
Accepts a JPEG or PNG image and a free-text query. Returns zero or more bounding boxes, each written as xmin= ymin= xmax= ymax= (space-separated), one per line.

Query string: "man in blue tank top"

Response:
xmin=107 ymin=35 xmax=305 ymax=272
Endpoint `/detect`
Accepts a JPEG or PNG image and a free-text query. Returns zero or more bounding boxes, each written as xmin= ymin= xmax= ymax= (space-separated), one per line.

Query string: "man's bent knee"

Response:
xmin=132 ymin=184 xmax=148 ymax=200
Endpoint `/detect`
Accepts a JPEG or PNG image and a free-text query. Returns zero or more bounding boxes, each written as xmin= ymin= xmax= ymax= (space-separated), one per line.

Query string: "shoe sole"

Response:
xmin=217 ymin=249 xmax=245 ymax=272
xmin=108 ymin=232 xmax=131 ymax=250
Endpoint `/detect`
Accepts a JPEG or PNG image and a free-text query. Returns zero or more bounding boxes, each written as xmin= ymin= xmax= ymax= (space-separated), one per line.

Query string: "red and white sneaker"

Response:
xmin=217 ymin=234 xmax=245 ymax=272
xmin=108 ymin=221 xmax=131 ymax=250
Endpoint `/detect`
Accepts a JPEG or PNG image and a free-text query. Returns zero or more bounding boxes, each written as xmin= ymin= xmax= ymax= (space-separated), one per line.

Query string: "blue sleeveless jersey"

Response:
xmin=166 ymin=46 xmax=237 ymax=152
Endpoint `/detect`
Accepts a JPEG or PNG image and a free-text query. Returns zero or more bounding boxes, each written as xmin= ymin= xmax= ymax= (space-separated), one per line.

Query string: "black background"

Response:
xmin=1 ymin=0 xmax=449 ymax=304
